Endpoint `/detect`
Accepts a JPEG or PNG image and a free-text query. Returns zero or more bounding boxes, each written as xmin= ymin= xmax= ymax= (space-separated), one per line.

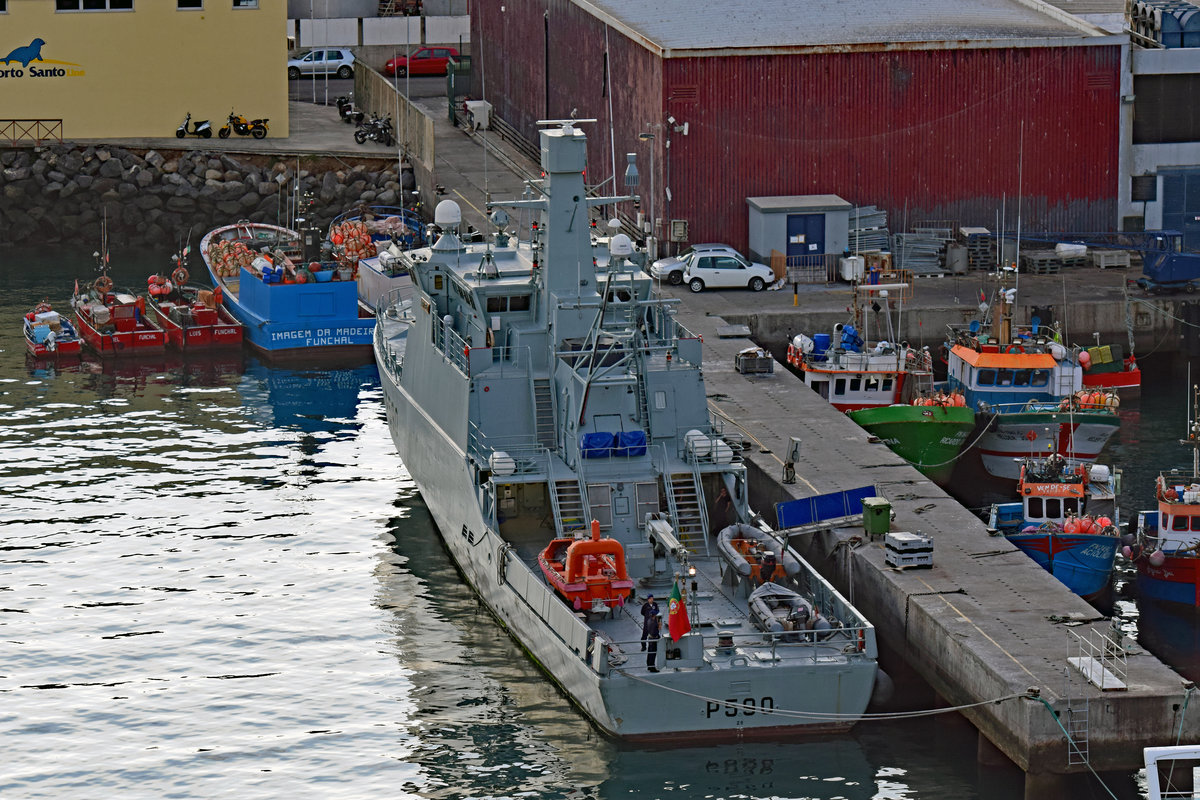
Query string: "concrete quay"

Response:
xmin=682 ymin=305 xmax=1196 ymax=791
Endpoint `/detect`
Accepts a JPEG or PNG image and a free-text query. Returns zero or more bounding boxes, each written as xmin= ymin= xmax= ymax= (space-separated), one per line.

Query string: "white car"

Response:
xmin=648 ymin=243 xmax=738 ymax=285
xmin=287 ymin=48 xmax=355 ymax=79
xmin=683 ymin=250 xmax=774 ymax=293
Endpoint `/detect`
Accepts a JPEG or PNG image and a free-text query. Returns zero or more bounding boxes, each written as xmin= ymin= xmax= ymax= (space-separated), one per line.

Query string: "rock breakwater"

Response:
xmin=0 ymin=145 xmax=413 ymax=249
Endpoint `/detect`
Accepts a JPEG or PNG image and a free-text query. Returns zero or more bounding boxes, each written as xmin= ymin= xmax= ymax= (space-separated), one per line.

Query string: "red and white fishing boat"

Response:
xmin=537 ymin=520 xmax=633 ymax=614
xmin=70 ymin=242 xmax=168 ymax=356
xmin=787 ymin=282 xmax=932 ymax=411
xmin=23 ymin=300 xmax=82 ymax=359
xmin=144 ymin=254 xmax=244 ymax=351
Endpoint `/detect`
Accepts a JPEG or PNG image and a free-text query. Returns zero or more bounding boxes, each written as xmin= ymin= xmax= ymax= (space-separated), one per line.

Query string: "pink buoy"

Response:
xmin=1149 ymin=550 xmax=1166 ymax=567
xmin=1122 ymin=545 xmax=1133 ymax=559
xmin=573 ymin=597 xmax=582 ymax=611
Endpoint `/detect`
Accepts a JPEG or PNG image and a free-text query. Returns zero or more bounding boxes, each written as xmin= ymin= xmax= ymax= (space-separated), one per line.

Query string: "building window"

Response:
xmin=178 ymin=0 xmax=202 ymax=7
xmin=233 ymin=0 xmax=258 ymax=7
xmin=0 ymin=1 xmax=7 ymax=12
xmin=56 ymin=0 xmax=133 ymax=9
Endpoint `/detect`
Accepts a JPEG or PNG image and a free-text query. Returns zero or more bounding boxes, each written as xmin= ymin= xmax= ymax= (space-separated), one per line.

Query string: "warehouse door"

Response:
xmin=786 ymin=214 xmax=825 ymax=262
xmin=1161 ymin=169 xmax=1200 ymax=251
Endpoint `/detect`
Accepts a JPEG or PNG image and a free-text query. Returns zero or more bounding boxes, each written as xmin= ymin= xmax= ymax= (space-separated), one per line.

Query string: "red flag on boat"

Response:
xmin=74 ymin=278 xmax=79 ymax=297
xmin=668 ymin=579 xmax=690 ymax=641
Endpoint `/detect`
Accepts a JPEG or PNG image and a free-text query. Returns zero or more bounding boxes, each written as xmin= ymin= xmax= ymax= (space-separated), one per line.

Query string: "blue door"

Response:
xmin=786 ymin=214 xmax=825 ymax=265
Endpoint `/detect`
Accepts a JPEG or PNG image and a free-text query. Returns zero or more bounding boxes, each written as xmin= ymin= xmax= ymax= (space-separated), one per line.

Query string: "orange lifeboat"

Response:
xmin=538 ymin=520 xmax=633 ymax=612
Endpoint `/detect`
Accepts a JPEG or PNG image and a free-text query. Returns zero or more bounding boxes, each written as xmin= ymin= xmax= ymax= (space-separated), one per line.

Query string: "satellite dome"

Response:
xmin=609 ymin=233 xmax=633 ymax=257
xmin=434 ymin=199 xmax=462 ymax=227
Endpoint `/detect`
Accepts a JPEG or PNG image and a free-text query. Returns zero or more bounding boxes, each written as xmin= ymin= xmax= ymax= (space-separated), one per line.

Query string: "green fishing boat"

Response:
xmin=848 ymin=402 xmax=975 ymax=486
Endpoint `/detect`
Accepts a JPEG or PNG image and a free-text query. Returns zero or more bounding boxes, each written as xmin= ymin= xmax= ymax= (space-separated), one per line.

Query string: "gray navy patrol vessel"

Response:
xmin=372 ymin=118 xmax=879 ymax=740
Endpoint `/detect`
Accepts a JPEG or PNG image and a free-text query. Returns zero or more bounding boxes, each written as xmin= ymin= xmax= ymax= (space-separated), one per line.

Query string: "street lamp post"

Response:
xmin=637 ymin=131 xmax=656 ymax=261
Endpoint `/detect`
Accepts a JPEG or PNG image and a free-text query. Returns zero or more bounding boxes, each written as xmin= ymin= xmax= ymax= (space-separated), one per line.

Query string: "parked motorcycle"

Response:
xmin=218 ymin=111 xmax=269 ymax=140
xmin=176 ymin=112 xmax=212 ymax=139
xmin=334 ymin=94 xmax=364 ymax=125
xmin=354 ymin=113 xmax=393 ymax=147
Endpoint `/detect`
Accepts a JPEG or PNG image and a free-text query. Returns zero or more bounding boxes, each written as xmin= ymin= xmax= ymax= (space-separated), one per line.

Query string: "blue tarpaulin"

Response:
xmin=775 ymin=485 xmax=877 ymax=529
xmin=581 ymin=432 xmax=615 ymax=459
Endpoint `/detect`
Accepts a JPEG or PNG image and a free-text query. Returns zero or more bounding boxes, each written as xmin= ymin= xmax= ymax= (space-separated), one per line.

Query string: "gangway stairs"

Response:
xmin=532 ymin=378 xmax=557 ymax=450
xmin=665 ymin=471 xmax=709 ymax=555
xmin=550 ymin=478 xmax=589 ymax=536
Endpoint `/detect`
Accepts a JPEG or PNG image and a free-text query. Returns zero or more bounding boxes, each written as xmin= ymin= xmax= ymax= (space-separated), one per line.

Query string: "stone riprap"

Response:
xmin=0 ymin=145 xmax=411 ymax=248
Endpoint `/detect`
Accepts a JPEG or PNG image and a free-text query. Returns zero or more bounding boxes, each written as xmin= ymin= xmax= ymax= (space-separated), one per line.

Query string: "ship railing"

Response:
xmin=599 ymin=624 xmax=877 ymax=665
xmin=467 ymin=426 xmax=547 ymax=475
xmin=432 ymin=318 xmax=470 ymax=376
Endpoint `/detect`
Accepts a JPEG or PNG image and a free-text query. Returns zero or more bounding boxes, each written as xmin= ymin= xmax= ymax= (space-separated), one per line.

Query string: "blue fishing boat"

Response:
xmin=945 ymin=288 xmax=1120 ymax=485
xmin=987 ymin=454 xmax=1121 ymax=600
xmin=200 ymin=220 xmax=374 ymax=361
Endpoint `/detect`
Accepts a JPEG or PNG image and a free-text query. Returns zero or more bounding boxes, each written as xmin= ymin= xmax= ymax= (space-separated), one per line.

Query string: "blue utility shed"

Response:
xmin=746 ymin=195 xmax=852 ymax=266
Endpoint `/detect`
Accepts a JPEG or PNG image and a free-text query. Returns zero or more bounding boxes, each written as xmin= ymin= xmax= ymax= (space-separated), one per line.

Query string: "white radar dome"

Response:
xmin=434 ymin=199 xmax=462 ymax=227
xmin=609 ymin=233 xmax=633 ymax=257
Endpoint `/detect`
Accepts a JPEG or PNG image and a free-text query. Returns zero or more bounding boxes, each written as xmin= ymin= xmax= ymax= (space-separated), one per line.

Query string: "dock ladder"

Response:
xmin=1063 ymin=623 xmax=1129 ymax=766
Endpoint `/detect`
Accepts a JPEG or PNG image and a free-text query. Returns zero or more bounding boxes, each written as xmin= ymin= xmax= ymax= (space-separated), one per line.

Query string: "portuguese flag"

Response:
xmin=668 ymin=579 xmax=691 ymax=641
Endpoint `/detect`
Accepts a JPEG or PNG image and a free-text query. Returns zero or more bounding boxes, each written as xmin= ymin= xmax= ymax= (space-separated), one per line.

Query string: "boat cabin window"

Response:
xmin=485 ymin=294 xmax=531 ymax=313
xmin=997 ymin=369 xmax=1014 ymax=387
xmin=881 ymin=377 xmax=893 ymax=392
xmin=834 ymin=378 xmax=846 ymax=396
xmin=849 ymin=378 xmax=862 ymax=392
xmin=1031 ymin=369 xmax=1049 ymax=387
xmin=1169 ymin=514 xmax=1200 ymax=531
xmin=976 ymin=369 xmax=996 ymax=386
xmin=1013 ymin=370 xmax=1030 ymax=387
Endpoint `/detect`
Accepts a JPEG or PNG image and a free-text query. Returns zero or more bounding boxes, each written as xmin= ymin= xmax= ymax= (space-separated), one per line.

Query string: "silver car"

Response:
xmin=287 ymin=48 xmax=355 ymax=80
xmin=648 ymin=243 xmax=741 ymax=285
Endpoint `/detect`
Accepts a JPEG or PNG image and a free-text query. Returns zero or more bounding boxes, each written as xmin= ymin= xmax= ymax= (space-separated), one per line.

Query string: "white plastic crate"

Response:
xmin=884 ymin=531 xmax=933 ymax=568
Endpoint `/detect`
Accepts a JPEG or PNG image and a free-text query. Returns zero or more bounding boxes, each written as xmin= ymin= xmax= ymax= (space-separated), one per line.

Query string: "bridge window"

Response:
xmin=1031 ymin=369 xmax=1049 ymax=387
xmin=1174 ymin=514 xmax=1192 ymax=531
xmin=997 ymin=369 xmax=1014 ymax=387
xmin=849 ymin=378 xmax=861 ymax=392
xmin=1064 ymin=498 xmax=1080 ymax=516
xmin=881 ymin=377 xmax=893 ymax=392
xmin=976 ymin=369 xmax=996 ymax=387
xmin=485 ymin=294 xmax=531 ymax=313
xmin=1045 ymin=498 xmax=1061 ymax=518
xmin=1027 ymin=497 xmax=1044 ymax=518
xmin=1014 ymin=370 xmax=1031 ymax=387
xmin=834 ymin=378 xmax=846 ymax=396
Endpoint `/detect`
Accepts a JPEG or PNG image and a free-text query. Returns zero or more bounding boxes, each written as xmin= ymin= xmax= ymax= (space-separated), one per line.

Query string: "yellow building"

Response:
xmin=0 ymin=0 xmax=287 ymax=140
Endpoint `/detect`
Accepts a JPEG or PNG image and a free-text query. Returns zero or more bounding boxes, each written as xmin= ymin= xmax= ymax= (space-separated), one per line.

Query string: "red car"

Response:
xmin=384 ymin=46 xmax=459 ymax=78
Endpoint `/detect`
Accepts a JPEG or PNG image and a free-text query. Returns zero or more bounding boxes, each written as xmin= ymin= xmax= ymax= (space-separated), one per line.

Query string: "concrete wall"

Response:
xmin=1 ymin=1 xmax=287 ymax=140
xmin=292 ymin=14 xmax=469 ymax=47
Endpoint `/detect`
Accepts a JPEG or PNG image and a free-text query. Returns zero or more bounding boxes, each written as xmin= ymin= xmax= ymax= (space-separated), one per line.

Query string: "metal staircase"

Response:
xmin=550 ymin=479 xmax=588 ymax=535
xmin=533 ymin=378 xmax=556 ymax=449
xmin=665 ymin=471 xmax=709 ymax=555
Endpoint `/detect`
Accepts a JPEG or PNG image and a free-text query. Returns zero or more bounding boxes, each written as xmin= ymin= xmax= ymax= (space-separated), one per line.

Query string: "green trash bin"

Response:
xmin=862 ymin=497 xmax=891 ymax=538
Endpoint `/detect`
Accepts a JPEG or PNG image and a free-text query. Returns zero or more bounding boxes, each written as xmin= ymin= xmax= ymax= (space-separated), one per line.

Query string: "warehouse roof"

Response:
xmin=578 ymin=0 xmax=1111 ymax=55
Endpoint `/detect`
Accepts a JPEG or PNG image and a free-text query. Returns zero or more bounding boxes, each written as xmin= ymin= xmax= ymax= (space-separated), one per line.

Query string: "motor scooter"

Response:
xmin=218 ymin=111 xmax=269 ymax=140
xmin=335 ymin=94 xmax=364 ymax=125
xmin=176 ymin=112 xmax=212 ymax=139
xmin=354 ymin=113 xmax=394 ymax=147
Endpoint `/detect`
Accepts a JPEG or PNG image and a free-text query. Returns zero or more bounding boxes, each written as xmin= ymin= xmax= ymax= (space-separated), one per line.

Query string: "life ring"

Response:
xmin=172 ymin=267 xmax=189 ymax=286
xmin=94 ymin=275 xmax=113 ymax=294
xmin=1005 ymin=344 xmax=1024 ymax=354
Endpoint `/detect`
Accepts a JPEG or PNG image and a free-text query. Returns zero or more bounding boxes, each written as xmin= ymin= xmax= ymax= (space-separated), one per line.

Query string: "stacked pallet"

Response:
xmin=894 ymin=232 xmax=948 ymax=275
xmin=1020 ymin=250 xmax=1062 ymax=275
xmin=960 ymin=227 xmax=992 ymax=270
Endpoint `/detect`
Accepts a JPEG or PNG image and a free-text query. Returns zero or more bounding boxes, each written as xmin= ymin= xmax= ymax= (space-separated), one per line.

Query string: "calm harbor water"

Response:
xmin=0 ymin=246 xmax=1182 ymax=799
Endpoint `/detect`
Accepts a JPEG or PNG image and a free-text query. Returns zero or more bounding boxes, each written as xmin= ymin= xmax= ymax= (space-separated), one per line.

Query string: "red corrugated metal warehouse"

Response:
xmin=470 ymin=0 xmax=1125 ymax=256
